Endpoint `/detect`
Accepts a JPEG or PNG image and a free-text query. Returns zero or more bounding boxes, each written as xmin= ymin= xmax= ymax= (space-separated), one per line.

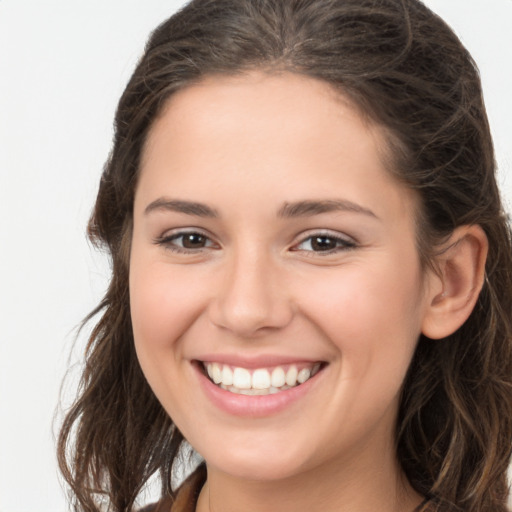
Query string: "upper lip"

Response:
xmin=193 ymin=353 xmax=325 ymax=369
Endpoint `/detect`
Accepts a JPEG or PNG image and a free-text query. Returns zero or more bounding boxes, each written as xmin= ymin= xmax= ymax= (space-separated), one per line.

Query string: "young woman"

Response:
xmin=58 ymin=1 xmax=512 ymax=511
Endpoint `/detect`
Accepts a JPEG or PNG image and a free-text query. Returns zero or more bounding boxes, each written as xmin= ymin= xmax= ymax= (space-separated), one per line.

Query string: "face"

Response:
xmin=130 ymin=72 xmax=433 ymax=481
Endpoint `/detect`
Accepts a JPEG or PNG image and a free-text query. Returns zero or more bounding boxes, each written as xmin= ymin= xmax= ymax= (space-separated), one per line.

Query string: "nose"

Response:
xmin=208 ymin=249 xmax=294 ymax=338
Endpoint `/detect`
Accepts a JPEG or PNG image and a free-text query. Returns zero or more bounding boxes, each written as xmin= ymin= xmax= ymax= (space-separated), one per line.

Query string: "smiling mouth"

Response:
xmin=200 ymin=361 xmax=324 ymax=396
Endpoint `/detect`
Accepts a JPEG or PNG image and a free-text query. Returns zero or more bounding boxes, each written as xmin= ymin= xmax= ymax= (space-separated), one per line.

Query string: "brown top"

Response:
xmin=139 ymin=464 xmax=206 ymax=512
xmin=141 ymin=465 xmax=431 ymax=512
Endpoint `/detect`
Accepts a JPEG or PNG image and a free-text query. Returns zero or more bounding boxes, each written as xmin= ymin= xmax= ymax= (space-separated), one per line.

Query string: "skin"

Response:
xmin=129 ymin=72 xmax=486 ymax=512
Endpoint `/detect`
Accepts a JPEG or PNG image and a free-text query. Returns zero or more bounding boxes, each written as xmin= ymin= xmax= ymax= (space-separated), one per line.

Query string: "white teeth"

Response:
xmin=297 ymin=368 xmax=311 ymax=384
xmin=211 ymin=363 xmax=222 ymax=384
xmin=252 ymin=369 xmax=271 ymax=389
xmin=240 ymin=388 xmax=269 ymax=395
xmin=232 ymin=367 xmax=251 ymax=389
xmin=271 ymin=367 xmax=286 ymax=388
xmin=285 ymin=365 xmax=298 ymax=386
xmin=204 ymin=362 xmax=322 ymax=394
xmin=221 ymin=365 xmax=233 ymax=386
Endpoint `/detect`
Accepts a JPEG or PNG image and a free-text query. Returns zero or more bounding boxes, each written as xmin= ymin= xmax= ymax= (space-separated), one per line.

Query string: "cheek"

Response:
xmin=300 ymin=262 xmax=425 ymax=440
xmin=128 ymin=257 xmax=215 ymax=418
xmin=298 ymin=258 xmax=425 ymax=374
xmin=129 ymin=257 xmax=210 ymax=359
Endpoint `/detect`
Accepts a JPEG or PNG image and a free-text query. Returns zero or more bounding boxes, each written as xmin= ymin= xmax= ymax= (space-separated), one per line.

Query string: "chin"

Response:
xmin=199 ymin=437 xmax=316 ymax=482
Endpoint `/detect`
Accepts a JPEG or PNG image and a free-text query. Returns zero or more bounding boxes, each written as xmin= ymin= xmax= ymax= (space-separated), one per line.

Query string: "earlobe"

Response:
xmin=421 ymin=225 xmax=488 ymax=340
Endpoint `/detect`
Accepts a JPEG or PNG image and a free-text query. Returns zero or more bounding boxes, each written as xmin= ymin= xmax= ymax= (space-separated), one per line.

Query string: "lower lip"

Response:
xmin=194 ymin=363 xmax=324 ymax=417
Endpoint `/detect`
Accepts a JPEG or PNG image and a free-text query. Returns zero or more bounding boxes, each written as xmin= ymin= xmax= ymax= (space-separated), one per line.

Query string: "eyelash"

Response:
xmin=154 ymin=230 xmax=217 ymax=254
xmin=291 ymin=232 xmax=357 ymax=254
xmin=154 ymin=230 xmax=357 ymax=255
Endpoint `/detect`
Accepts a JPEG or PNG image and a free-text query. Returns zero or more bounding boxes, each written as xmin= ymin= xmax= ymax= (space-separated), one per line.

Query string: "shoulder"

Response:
xmin=138 ymin=464 xmax=207 ymax=512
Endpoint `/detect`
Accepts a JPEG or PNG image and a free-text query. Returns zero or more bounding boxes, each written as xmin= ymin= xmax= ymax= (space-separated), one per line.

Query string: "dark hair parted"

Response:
xmin=57 ymin=1 xmax=512 ymax=511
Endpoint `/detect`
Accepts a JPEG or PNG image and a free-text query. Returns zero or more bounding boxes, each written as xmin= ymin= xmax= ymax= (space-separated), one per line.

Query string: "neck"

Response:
xmin=196 ymin=439 xmax=422 ymax=512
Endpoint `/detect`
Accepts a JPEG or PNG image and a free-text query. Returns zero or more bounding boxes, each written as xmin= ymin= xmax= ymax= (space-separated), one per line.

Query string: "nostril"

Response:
xmin=207 ymin=261 xmax=294 ymax=336
xmin=208 ymin=296 xmax=294 ymax=337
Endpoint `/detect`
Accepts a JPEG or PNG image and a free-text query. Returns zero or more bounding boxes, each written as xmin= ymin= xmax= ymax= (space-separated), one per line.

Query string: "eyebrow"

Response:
xmin=144 ymin=198 xmax=219 ymax=217
xmin=277 ymin=199 xmax=377 ymax=219
xmin=143 ymin=197 xmax=377 ymax=219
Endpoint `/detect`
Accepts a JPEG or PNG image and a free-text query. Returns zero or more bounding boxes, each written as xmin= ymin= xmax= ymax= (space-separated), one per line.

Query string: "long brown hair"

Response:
xmin=58 ymin=1 xmax=512 ymax=510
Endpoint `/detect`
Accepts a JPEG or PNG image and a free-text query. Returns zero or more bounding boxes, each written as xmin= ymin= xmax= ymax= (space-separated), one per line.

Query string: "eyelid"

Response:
xmin=152 ymin=227 xmax=357 ymax=255
xmin=153 ymin=227 xmax=220 ymax=252
xmin=290 ymin=229 xmax=357 ymax=254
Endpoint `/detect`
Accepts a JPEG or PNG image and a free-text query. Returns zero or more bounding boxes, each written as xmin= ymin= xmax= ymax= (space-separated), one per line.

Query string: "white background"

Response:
xmin=0 ymin=1 xmax=511 ymax=511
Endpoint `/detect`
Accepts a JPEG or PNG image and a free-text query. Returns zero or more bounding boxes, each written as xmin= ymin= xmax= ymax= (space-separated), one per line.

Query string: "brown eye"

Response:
xmin=155 ymin=230 xmax=217 ymax=253
xmin=181 ymin=233 xmax=208 ymax=248
xmin=310 ymin=236 xmax=338 ymax=251
xmin=292 ymin=233 xmax=356 ymax=253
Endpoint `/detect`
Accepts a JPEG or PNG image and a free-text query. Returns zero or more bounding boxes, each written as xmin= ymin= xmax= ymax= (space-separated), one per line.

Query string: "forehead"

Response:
xmin=142 ymin=71 xmax=373 ymax=165
xmin=138 ymin=71 xmax=416 ymax=222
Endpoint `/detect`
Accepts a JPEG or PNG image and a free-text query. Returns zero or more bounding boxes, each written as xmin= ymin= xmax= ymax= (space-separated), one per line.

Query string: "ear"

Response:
xmin=421 ymin=225 xmax=488 ymax=340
